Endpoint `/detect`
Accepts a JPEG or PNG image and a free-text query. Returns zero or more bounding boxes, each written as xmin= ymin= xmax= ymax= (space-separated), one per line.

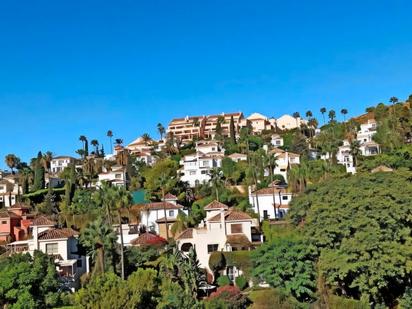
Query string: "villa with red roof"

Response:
xmin=176 ymin=200 xmax=260 ymax=276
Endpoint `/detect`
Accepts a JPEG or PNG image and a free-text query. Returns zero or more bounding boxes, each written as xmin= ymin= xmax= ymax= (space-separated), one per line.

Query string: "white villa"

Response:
xmin=357 ymin=119 xmax=380 ymax=156
xmin=270 ymin=148 xmax=300 ymax=182
xmin=180 ymin=140 xmax=225 ymax=187
xmin=227 ymin=153 xmax=248 ymax=163
xmin=50 ymin=156 xmax=76 ymax=175
xmin=243 ymin=113 xmax=272 ymax=133
xmin=8 ymin=216 xmax=88 ymax=291
xmin=249 ymin=187 xmax=293 ymax=220
xmin=337 ymin=140 xmax=356 ymax=174
xmin=134 ymin=194 xmax=188 ymax=237
xmin=176 ymin=201 xmax=259 ymax=274
xmin=97 ymin=165 xmax=127 ymax=187
xmin=271 ymin=134 xmax=284 ymax=147
xmin=275 ymin=114 xmax=307 ymax=130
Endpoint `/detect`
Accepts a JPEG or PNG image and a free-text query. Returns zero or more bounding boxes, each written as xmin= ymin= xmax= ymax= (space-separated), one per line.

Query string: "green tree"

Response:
xmin=252 ymin=235 xmax=317 ymax=302
xmin=320 ymin=107 xmax=327 ymax=125
xmin=80 ymin=217 xmax=118 ymax=275
xmin=340 ymin=108 xmax=348 ymax=122
xmin=107 ymin=130 xmax=113 ymax=154
xmin=5 ymin=154 xmax=20 ymax=174
xmin=32 ymin=151 xmax=45 ymax=191
xmin=208 ymin=167 xmax=224 ymax=201
xmin=229 ymin=115 xmax=236 ymax=144
xmin=157 ymin=123 xmax=166 ymax=140
xmin=91 ymin=139 xmax=99 ymax=155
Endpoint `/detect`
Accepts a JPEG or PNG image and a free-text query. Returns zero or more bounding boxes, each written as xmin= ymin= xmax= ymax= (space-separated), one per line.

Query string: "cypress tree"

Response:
xmin=33 ymin=151 xmax=45 ymax=191
xmin=229 ymin=115 xmax=236 ymax=144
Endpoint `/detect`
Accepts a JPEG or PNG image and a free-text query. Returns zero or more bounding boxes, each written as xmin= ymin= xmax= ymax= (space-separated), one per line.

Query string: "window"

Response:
xmin=201 ymin=170 xmax=207 ymax=174
xmin=46 ymin=243 xmax=58 ymax=255
xmin=168 ymin=210 xmax=174 ymax=217
xmin=0 ymin=186 xmax=4 ymax=191
xmin=207 ymin=244 xmax=219 ymax=253
xmin=115 ymin=173 xmax=122 ymax=179
xmin=181 ymin=243 xmax=193 ymax=252
xmin=189 ymin=171 xmax=196 ymax=175
xmin=282 ymin=195 xmax=288 ymax=200
xmin=227 ymin=266 xmax=234 ymax=281
xmin=263 ymin=210 xmax=268 ymax=219
xmin=230 ymin=224 xmax=243 ymax=234
xmin=1 ymin=220 xmax=7 ymax=225
xmin=202 ymin=160 xmax=210 ymax=167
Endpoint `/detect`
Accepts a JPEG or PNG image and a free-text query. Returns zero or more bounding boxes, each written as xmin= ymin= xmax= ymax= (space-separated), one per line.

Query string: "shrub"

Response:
xmin=235 ymin=275 xmax=247 ymax=290
xmin=217 ymin=276 xmax=231 ymax=287
xmin=209 ymin=252 xmax=226 ymax=272
xmin=207 ymin=285 xmax=247 ymax=309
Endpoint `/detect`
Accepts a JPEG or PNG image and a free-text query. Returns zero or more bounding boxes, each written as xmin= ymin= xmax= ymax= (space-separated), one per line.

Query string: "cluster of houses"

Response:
xmin=0 ymin=110 xmax=384 ymax=290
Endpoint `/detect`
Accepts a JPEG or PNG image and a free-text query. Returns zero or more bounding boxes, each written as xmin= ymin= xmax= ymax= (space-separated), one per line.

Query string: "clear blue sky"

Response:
xmin=1 ymin=1 xmax=412 ymax=168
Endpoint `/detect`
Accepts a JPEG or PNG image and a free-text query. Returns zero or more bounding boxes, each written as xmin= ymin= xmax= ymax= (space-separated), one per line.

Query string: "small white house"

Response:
xmin=97 ymin=165 xmax=127 ymax=187
xmin=135 ymin=194 xmax=188 ymax=235
xmin=227 ymin=153 xmax=248 ymax=163
xmin=51 ymin=156 xmax=76 ymax=174
xmin=8 ymin=216 xmax=88 ymax=291
xmin=271 ymin=134 xmax=284 ymax=147
xmin=271 ymin=149 xmax=300 ymax=182
xmin=249 ymin=187 xmax=293 ymax=220
xmin=176 ymin=201 xmax=259 ymax=274
xmin=337 ymin=140 xmax=356 ymax=174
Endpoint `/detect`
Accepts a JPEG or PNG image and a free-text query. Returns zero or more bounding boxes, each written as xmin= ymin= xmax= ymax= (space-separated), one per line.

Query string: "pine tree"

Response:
xmin=33 ymin=151 xmax=45 ymax=191
xmin=229 ymin=115 xmax=236 ymax=143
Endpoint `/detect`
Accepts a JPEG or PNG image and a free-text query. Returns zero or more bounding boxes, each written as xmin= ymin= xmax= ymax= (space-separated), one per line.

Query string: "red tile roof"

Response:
xmin=204 ymin=200 xmax=229 ymax=210
xmin=226 ymin=234 xmax=252 ymax=247
xmin=164 ymin=193 xmax=177 ymax=200
xmin=0 ymin=210 xmax=20 ymax=219
xmin=10 ymin=203 xmax=31 ymax=209
xmin=31 ymin=216 xmax=56 ymax=226
xmin=38 ymin=228 xmax=79 ymax=240
xmin=132 ymin=202 xmax=183 ymax=211
xmin=208 ymin=210 xmax=252 ymax=222
xmin=176 ymin=228 xmax=193 ymax=240
xmin=252 ymin=187 xmax=287 ymax=195
xmin=155 ymin=217 xmax=178 ymax=223
xmin=130 ymin=232 xmax=167 ymax=246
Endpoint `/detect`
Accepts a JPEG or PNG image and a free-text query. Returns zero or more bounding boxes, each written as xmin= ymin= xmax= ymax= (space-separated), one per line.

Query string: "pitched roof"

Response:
xmin=132 ymin=201 xmax=183 ymax=211
xmin=371 ymin=165 xmax=393 ymax=173
xmin=226 ymin=234 xmax=252 ymax=247
xmin=204 ymin=200 xmax=229 ymax=210
xmin=0 ymin=210 xmax=20 ymax=219
xmin=164 ymin=193 xmax=177 ymax=200
xmin=176 ymin=228 xmax=193 ymax=240
xmin=130 ymin=232 xmax=167 ymax=246
xmin=208 ymin=210 xmax=252 ymax=222
xmin=247 ymin=112 xmax=268 ymax=120
xmin=228 ymin=153 xmax=247 ymax=159
xmin=156 ymin=217 xmax=178 ymax=223
xmin=252 ymin=187 xmax=286 ymax=195
xmin=31 ymin=216 xmax=56 ymax=226
xmin=38 ymin=228 xmax=78 ymax=240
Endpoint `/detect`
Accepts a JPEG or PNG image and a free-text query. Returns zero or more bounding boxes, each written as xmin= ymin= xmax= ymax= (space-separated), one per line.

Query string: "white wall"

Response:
xmin=249 ymin=192 xmax=293 ymax=220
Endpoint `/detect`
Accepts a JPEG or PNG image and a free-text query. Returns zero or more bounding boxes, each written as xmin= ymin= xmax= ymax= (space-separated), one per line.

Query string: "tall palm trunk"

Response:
xmin=162 ymin=188 xmax=170 ymax=240
xmin=118 ymin=211 xmax=125 ymax=279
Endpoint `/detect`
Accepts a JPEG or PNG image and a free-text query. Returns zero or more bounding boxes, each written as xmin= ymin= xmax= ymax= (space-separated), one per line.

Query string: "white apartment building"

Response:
xmin=249 ymin=187 xmax=293 ymax=220
xmin=180 ymin=141 xmax=225 ymax=187
xmin=8 ymin=216 xmax=88 ymax=291
xmin=357 ymin=119 xmax=380 ymax=156
xmin=270 ymin=149 xmax=300 ymax=182
xmin=50 ymin=156 xmax=76 ymax=174
xmin=176 ymin=201 xmax=259 ymax=274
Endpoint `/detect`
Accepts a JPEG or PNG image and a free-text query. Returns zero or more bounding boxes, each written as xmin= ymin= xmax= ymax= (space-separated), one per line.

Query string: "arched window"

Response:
xmin=181 ymin=243 xmax=193 ymax=252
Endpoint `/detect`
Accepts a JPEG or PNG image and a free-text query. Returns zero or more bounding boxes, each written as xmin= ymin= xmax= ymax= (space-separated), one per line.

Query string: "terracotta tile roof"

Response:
xmin=176 ymin=228 xmax=193 ymax=240
xmin=38 ymin=228 xmax=79 ymax=240
xmin=130 ymin=232 xmax=167 ymax=246
xmin=31 ymin=216 xmax=56 ymax=226
xmin=252 ymin=187 xmax=286 ymax=195
xmin=226 ymin=234 xmax=252 ymax=247
xmin=0 ymin=210 xmax=20 ymax=219
xmin=132 ymin=202 xmax=183 ymax=211
xmin=10 ymin=203 xmax=31 ymax=209
xmin=204 ymin=200 xmax=229 ymax=210
xmin=208 ymin=210 xmax=252 ymax=222
xmin=228 ymin=153 xmax=247 ymax=158
xmin=164 ymin=193 xmax=177 ymax=200
xmin=155 ymin=217 xmax=178 ymax=223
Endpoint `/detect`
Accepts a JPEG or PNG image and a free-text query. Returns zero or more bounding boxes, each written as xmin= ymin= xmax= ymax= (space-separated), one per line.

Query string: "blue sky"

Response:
xmin=1 ymin=0 xmax=412 ymax=168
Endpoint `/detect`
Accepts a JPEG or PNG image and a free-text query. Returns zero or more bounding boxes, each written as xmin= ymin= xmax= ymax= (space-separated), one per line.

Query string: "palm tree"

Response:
xmin=389 ymin=97 xmax=399 ymax=129
xmin=75 ymin=149 xmax=85 ymax=159
xmin=107 ymin=130 xmax=113 ymax=154
xmin=349 ymin=140 xmax=361 ymax=167
xmin=340 ymin=109 xmax=348 ymax=122
xmin=157 ymin=123 xmax=166 ymax=140
xmin=264 ymin=152 xmax=279 ymax=218
xmin=155 ymin=172 xmax=176 ymax=240
xmin=328 ymin=110 xmax=336 ymax=123
xmin=208 ymin=167 xmax=224 ymax=202
xmin=90 ymin=139 xmax=99 ymax=155
xmin=305 ymin=110 xmax=313 ymax=119
xmin=141 ymin=133 xmax=151 ymax=143
xmin=292 ymin=112 xmax=301 ymax=128
xmin=5 ymin=154 xmax=20 ymax=174
xmin=320 ymin=107 xmax=327 ymax=124
xmin=80 ymin=217 xmax=117 ymax=276
xmin=42 ymin=151 xmax=53 ymax=172
xmin=79 ymin=135 xmax=88 ymax=158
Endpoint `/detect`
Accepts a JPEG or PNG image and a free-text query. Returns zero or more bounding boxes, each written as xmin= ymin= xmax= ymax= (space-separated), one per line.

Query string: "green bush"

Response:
xmin=235 ymin=276 xmax=247 ymax=290
xmin=217 ymin=276 xmax=231 ymax=287
xmin=209 ymin=252 xmax=226 ymax=272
